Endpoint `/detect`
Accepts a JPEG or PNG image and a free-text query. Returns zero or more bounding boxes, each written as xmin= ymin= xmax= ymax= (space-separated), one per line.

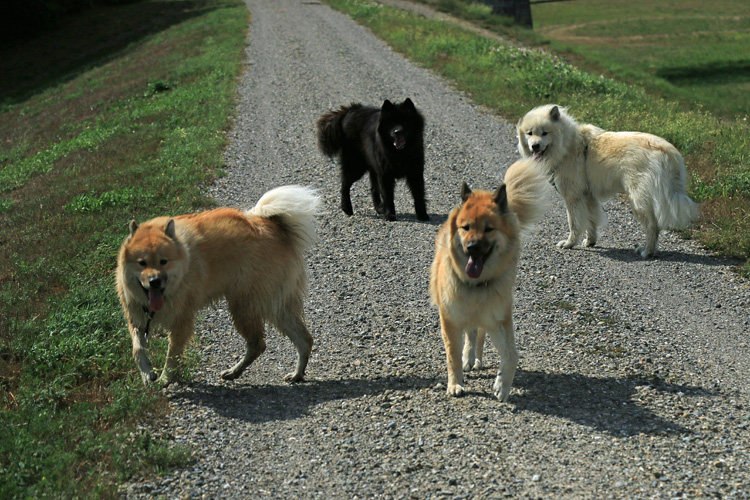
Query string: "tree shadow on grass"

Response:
xmin=0 ymin=0 xmax=232 ymax=103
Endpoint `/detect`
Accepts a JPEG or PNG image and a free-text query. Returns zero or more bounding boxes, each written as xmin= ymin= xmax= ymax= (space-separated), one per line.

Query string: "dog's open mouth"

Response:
xmin=393 ymin=136 xmax=406 ymax=150
xmin=465 ymin=247 xmax=493 ymax=280
xmin=532 ymin=148 xmax=546 ymax=160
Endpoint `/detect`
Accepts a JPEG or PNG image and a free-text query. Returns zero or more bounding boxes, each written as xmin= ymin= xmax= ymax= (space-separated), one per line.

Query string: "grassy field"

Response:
xmin=0 ymin=0 xmax=247 ymax=497
xmin=326 ymin=0 xmax=750 ymax=274
xmin=530 ymin=0 xmax=750 ymax=120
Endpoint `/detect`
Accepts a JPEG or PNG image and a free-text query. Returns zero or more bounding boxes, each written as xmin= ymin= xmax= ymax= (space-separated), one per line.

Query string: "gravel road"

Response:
xmin=120 ymin=0 xmax=750 ymax=498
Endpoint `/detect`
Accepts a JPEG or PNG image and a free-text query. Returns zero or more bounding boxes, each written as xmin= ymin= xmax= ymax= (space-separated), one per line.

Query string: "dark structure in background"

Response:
xmin=483 ymin=0 xmax=533 ymax=28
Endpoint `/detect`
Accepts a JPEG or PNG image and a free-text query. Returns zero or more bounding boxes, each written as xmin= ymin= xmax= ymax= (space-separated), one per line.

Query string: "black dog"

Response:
xmin=317 ymin=99 xmax=428 ymax=221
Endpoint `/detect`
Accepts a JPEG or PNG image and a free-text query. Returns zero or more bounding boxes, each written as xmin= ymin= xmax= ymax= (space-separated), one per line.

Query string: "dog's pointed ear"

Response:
xmin=165 ymin=219 xmax=176 ymax=239
xmin=494 ymin=183 xmax=508 ymax=213
xmin=382 ymin=99 xmax=395 ymax=111
xmin=550 ymin=105 xmax=560 ymax=121
xmin=403 ymin=98 xmax=415 ymax=110
xmin=128 ymin=220 xmax=138 ymax=237
xmin=460 ymin=182 xmax=472 ymax=203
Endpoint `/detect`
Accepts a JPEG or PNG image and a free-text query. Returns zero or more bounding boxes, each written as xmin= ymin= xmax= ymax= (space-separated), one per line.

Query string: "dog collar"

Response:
xmin=141 ymin=306 xmax=156 ymax=338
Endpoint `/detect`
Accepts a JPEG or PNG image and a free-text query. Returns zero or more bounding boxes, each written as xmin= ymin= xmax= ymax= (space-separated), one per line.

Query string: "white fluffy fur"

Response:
xmin=517 ymin=104 xmax=699 ymax=257
xmin=246 ymin=185 xmax=321 ymax=251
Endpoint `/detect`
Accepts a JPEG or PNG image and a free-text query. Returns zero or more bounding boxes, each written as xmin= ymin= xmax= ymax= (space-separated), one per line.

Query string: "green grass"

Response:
xmin=529 ymin=0 xmax=750 ymax=120
xmin=323 ymin=0 xmax=750 ymax=274
xmin=0 ymin=0 xmax=247 ymax=497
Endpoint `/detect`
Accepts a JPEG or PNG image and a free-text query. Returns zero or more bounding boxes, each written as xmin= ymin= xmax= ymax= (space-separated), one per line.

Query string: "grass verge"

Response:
xmin=323 ymin=0 xmax=750 ymax=274
xmin=0 ymin=0 xmax=247 ymax=497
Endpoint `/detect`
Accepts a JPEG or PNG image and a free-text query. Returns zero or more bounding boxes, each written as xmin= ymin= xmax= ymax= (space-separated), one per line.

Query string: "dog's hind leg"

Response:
xmin=222 ymin=301 xmax=266 ymax=380
xmin=633 ymin=207 xmax=660 ymax=258
xmin=339 ymin=151 xmax=366 ymax=216
xmin=462 ymin=330 xmax=477 ymax=372
xmin=583 ymin=194 xmax=602 ymax=247
xmin=462 ymin=330 xmax=485 ymax=371
xmin=273 ymin=303 xmax=313 ymax=383
xmin=368 ymin=170 xmax=384 ymax=214
xmin=488 ymin=314 xmax=517 ymax=402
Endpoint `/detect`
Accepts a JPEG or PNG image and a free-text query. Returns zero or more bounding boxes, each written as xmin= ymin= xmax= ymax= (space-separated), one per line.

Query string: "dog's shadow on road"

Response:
xmin=590 ymin=245 xmax=739 ymax=267
xmin=173 ymin=375 xmax=436 ymax=424
xmin=510 ymin=369 xmax=711 ymax=437
xmin=173 ymin=368 xmax=710 ymax=438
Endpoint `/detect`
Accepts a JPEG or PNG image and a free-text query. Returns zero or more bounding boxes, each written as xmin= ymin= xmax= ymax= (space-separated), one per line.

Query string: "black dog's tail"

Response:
xmin=316 ymin=104 xmax=357 ymax=157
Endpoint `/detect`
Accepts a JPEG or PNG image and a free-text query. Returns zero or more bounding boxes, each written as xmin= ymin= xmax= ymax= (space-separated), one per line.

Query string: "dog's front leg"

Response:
xmin=558 ymin=197 xmax=587 ymax=249
xmin=488 ymin=315 xmax=517 ymax=402
xmin=439 ymin=313 xmax=465 ymax=396
xmin=378 ymin=175 xmax=397 ymax=221
xmin=406 ymin=171 xmax=429 ymax=221
xmin=159 ymin=318 xmax=193 ymax=385
xmin=130 ymin=321 xmax=156 ymax=385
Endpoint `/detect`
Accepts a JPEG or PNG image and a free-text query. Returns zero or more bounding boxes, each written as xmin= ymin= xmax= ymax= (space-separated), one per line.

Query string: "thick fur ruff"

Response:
xmin=116 ymin=185 xmax=320 ymax=386
xmin=429 ymin=161 xmax=551 ymax=401
xmin=316 ymin=98 xmax=428 ymax=221
xmin=517 ymin=104 xmax=699 ymax=257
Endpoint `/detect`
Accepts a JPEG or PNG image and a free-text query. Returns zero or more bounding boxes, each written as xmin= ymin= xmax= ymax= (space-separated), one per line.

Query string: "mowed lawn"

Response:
xmin=531 ymin=0 xmax=750 ymax=119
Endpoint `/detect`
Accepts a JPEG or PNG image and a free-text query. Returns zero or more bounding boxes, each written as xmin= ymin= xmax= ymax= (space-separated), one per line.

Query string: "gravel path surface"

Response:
xmin=120 ymin=1 xmax=750 ymax=498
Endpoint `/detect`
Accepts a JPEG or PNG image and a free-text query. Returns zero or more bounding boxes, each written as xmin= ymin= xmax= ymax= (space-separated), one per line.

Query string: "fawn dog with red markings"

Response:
xmin=116 ymin=186 xmax=320 ymax=385
xmin=430 ymin=159 xmax=551 ymax=401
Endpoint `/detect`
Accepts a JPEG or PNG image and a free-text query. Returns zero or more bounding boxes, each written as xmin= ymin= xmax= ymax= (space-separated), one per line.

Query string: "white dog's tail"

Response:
xmin=639 ymin=149 xmax=700 ymax=229
xmin=503 ymin=157 xmax=554 ymax=234
xmin=246 ymin=185 xmax=321 ymax=252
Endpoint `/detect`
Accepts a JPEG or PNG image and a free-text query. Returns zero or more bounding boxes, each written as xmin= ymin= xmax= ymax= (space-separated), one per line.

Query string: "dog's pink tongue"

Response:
xmin=148 ymin=288 xmax=164 ymax=312
xmin=466 ymin=256 xmax=484 ymax=279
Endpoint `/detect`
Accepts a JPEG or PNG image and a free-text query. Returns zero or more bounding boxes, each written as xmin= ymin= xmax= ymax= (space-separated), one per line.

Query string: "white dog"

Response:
xmin=517 ymin=104 xmax=699 ymax=257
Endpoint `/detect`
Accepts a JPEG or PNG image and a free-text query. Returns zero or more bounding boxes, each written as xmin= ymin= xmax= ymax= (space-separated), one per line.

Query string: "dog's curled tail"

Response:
xmin=316 ymin=106 xmax=351 ymax=158
xmin=247 ymin=185 xmax=321 ymax=252
xmin=503 ymin=157 xmax=554 ymax=234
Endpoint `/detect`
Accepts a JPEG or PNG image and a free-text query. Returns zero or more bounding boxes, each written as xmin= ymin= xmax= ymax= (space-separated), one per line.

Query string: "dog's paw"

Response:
xmin=284 ymin=372 xmax=305 ymax=383
xmin=462 ymin=361 xmax=473 ymax=372
xmin=473 ymin=359 xmax=483 ymax=371
xmin=583 ymin=237 xmax=597 ymax=247
xmin=557 ymin=239 xmax=575 ymax=249
xmin=493 ymin=378 xmax=511 ymax=402
xmin=140 ymin=371 xmax=158 ymax=386
xmin=156 ymin=372 xmax=177 ymax=388
xmin=635 ymin=246 xmax=655 ymax=259
xmin=416 ymin=211 xmax=430 ymax=222
xmin=341 ymin=204 xmax=354 ymax=216
xmin=220 ymin=368 xmax=242 ymax=380
xmin=384 ymin=213 xmax=397 ymax=222
xmin=446 ymin=383 xmax=465 ymax=397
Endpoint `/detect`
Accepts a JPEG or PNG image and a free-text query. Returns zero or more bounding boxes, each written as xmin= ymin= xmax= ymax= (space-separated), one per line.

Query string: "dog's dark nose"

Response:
xmin=531 ymin=143 xmax=541 ymax=152
xmin=466 ymin=240 xmax=482 ymax=255
xmin=149 ymin=276 xmax=162 ymax=289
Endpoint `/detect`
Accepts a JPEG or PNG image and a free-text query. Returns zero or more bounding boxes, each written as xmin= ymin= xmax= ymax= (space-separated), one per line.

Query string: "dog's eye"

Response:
xmin=542 ymin=132 xmax=548 ymax=136
xmin=138 ymin=260 xmax=147 ymax=267
xmin=160 ymin=259 xmax=168 ymax=266
xmin=460 ymin=224 xmax=470 ymax=231
xmin=485 ymin=227 xmax=494 ymax=233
